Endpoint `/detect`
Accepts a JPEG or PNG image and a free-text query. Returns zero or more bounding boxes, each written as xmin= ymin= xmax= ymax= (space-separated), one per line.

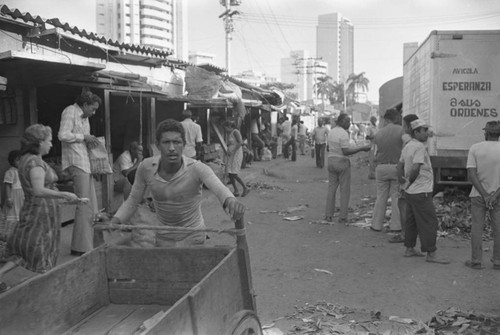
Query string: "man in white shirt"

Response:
xmin=324 ymin=113 xmax=371 ymax=223
xmin=466 ymin=120 xmax=500 ymax=270
xmin=180 ymin=109 xmax=203 ymax=159
xmin=58 ymin=89 xmax=102 ymax=256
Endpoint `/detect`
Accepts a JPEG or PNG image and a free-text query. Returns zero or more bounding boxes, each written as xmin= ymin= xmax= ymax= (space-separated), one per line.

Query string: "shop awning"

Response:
xmin=0 ymin=50 xmax=105 ymax=87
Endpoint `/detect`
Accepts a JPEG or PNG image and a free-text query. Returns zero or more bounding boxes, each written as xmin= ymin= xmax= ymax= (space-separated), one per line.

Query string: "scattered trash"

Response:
xmin=283 ymin=216 xmax=304 ymax=221
xmin=389 ymin=316 xmax=416 ymax=324
xmin=262 ymin=326 xmax=284 ymax=335
xmin=313 ymin=268 xmax=333 ymax=275
xmin=285 ymin=204 xmax=309 ymax=213
xmin=246 ymin=181 xmax=288 ymax=192
xmin=286 ymin=301 xmax=427 ymax=334
xmin=309 ymin=220 xmax=334 ymax=225
xmin=350 ymin=221 xmax=372 ymax=229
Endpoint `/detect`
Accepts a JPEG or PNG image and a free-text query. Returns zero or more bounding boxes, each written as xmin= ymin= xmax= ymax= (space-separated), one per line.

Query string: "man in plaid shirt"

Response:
xmin=58 ymin=89 xmax=102 ymax=256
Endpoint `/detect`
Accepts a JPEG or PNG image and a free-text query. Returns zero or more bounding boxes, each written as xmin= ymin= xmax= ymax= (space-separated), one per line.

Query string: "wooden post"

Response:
xmin=103 ymin=90 xmax=112 ymax=211
xmin=234 ymin=217 xmax=256 ymax=311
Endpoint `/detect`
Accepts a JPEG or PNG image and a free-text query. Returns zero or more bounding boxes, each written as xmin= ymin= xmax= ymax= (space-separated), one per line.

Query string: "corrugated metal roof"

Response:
xmin=0 ymin=4 xmax=174 ymax=58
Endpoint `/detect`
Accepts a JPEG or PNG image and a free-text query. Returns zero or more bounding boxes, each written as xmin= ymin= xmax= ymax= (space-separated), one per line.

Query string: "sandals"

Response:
xmin=388 ymin=234 xmax=404 ymax=243
xmin=241 ymin=189 xmax=250 ymax=197
xmin=465 ymin=260 xmax=484 ymax=270
xmin=233 ymin=192 xmax=240 ymax=197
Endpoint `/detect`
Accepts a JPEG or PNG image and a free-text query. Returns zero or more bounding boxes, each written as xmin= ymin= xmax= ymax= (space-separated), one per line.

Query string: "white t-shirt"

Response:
xmin=467 ymin=141 xmax=500 ymax=197
xmin=113 ymin=150 xmax=135 ymax=182
xmin=400 ymin=138 xmax=433 ymax=194
xmin=327 ymin=126 xmax=350 ymax=158
xmin=181 ymin=119 xmax=203 ymax=158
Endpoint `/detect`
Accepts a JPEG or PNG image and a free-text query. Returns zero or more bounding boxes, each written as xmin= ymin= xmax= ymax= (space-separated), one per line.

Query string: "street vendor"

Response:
xmin=107 ymin=119 xmax=246 ymax=246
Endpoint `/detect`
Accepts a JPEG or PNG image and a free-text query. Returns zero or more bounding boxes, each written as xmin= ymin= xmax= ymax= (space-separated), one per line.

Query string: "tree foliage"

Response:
xmin=346 ymin=72 xmax=370 ymax=105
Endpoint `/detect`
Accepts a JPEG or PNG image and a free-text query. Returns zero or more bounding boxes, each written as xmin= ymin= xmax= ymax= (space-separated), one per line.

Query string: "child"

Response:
xmin=3 ymin=150 xmax=24 ymax=224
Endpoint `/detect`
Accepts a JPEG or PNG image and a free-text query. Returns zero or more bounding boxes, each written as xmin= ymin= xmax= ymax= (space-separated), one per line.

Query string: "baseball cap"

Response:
xmin=410 ymin=119 xmax=430 ymax=130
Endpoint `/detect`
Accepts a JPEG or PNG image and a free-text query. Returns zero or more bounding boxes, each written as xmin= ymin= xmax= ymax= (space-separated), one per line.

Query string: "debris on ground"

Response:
xmin=347 ymin=189 xmax=492 ymax=241
xmin=285 ymin=301 xmax=430 ymax=334
xmin=428 ymin=307 xmax=500 ymax=335
xmin=284 ymin=302 xmax=499 ymax=335
xmin=260 ymin=204 xmax=309 ymax=217
xmin=246 ymin=180 xmax=289 ymax=192
xmin=283 ymin=216 xmax=304 ymax=221
xmin=313 ymin=268 xmax=333 ymax=275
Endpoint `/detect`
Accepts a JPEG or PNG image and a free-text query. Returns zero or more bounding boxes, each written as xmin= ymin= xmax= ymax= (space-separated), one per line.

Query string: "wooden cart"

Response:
xmin=0 ymin=219 xmax=262 ymax=335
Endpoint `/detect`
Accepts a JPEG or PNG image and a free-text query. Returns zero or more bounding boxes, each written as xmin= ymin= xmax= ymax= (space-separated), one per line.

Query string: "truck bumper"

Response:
xmin=430 ymin=156 xmax=470 ymax=186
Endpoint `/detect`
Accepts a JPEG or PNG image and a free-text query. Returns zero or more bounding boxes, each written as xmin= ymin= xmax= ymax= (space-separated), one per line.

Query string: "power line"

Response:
xmin=236 ymin=10 xmax=500 ymax=29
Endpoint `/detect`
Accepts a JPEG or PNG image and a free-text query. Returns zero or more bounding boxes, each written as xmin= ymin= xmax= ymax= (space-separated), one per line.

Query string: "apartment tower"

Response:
xmin=316 ymin=13 xmax=354 ymax=84
xmin=281 ymin=50 xmax=328 ymax=102
xmin=96 ymin=0 xmax=187 ymax=60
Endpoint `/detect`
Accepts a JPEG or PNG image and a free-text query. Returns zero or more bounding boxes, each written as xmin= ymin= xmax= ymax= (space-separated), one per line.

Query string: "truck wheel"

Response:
xmin=226 ymin=310 xmax=263 ymax=335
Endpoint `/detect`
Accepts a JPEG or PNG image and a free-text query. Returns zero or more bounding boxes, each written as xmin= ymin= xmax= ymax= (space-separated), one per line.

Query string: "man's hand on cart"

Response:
xmin=224 ymin=197 xmax=246 ymax=221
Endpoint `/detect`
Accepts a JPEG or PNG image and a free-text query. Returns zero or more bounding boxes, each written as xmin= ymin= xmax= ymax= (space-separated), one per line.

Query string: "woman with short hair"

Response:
xmin=0 ymin=124 xmax=81 ymax=293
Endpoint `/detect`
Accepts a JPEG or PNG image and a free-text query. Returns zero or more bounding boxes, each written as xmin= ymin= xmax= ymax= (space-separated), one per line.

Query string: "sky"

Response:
xmin=3 ymin=0 xmax=500 ymax=103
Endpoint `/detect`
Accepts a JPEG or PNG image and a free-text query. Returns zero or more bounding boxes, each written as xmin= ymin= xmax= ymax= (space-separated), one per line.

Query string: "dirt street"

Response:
xmin=2 ymin=151 xmax=499 ymax=333
xmin=202 ymin=152 xmax=500 ymax=331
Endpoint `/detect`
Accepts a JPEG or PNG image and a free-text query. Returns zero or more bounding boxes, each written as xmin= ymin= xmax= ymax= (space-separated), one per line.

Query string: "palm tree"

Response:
xmin=313 ymin=75 xmax=335 ymax=112
xmin=330 ymin=82 xmax=345 ymax=105
xmin=345 ymin=72 xmax=369 ymax=106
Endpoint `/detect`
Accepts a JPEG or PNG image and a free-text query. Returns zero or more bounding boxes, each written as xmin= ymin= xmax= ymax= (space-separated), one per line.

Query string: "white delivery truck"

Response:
xmin=403 ymin=30 xmax=500 ymax=190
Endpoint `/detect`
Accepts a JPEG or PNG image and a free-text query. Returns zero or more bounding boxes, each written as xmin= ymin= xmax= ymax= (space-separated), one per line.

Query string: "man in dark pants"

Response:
xmin=311 ymin=119 xmax=328 ymax=168
xmin=466 ymin=121 xmax=500 ymax=270
xmin=398 ymin=119 xmax=449 ymax=264
xmin=285 ymin=119 xmax=298 ymax=161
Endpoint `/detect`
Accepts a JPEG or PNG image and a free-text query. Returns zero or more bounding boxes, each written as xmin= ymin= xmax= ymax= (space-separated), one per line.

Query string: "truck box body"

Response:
xmin=403 ymin=30 xmax=500 ymax=186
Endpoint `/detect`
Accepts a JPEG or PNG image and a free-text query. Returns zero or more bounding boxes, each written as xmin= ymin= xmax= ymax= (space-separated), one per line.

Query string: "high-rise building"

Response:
xmin=96 ymin=0 xmax=187 ymax=60
xmin=316 ymin=13 xmax=354 ymax=84
xmin=281 ymin=50 xmax=328 ymax=102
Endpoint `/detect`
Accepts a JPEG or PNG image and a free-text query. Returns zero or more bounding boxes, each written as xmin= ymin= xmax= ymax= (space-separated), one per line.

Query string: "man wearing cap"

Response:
xmin=180 ymin=109 xmax=203 ymax=159
xmin=398 ymin=119 xmax=450 ymax=264
xmin=465 ymin=120 xmax=500 ymax=270
xmin=370 ymin=109 xmax=404 ymax=235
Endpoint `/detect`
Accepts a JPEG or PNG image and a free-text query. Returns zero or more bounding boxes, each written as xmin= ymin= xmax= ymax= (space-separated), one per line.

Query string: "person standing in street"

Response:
xmin=180 ymin=109 xmax=203 ymax=160
xmin=311 ymin=119 xmax=329 ymax=168
xmin=279 ymin=116 xmax=292 ymax=159
xmin=286 ymin=119 xmax=298 ymax=162
xmin=391 ymin=114 xmax=419 ymax=244
xmin=324 ymin=113 xmax=371 ymax=223
xmin=250 ymin=117 xmax=265 ymax=161
xmin=365 ymin=116 xmax=378 ymax=179
xmin=370 ymin=109 xmax=404 ymax=236
xmin=465 ymin=120 xmax=500 ymax=270
xmin=398 ymin=119 xmax=449 ymax=264
xmin=58 ymin=88 xmax=103 ymax=256
xmin=298 ymin=121 xmax=308 ymax=155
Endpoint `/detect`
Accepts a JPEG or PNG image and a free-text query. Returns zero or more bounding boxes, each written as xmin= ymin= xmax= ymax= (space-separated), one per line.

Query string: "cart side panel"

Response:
xmin=0 ymin=249 xmax=108 ymax=335
xmin=147 ymin=250 xmax=245 ymax=335
xmin=106 ymin=246 xmax=230 ymax=305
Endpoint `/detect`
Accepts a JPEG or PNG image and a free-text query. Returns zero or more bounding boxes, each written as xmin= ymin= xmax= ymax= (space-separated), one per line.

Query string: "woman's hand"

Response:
xmin=61 ymin=192 xmax=80 ymax=203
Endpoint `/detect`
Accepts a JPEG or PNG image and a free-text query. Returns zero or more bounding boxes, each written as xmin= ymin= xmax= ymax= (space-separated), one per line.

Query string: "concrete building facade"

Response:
xmin=316 ymin=13 xmax=354 ymax=84
xmin=96 ymin=0 xmax=187 ymax=60
xmin=280 ymin=50 xmax=328 ymax=102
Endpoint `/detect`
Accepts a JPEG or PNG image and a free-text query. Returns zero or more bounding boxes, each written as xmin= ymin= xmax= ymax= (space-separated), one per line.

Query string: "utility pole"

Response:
xmin=218 ymin=0 xmax=240 ymax=75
